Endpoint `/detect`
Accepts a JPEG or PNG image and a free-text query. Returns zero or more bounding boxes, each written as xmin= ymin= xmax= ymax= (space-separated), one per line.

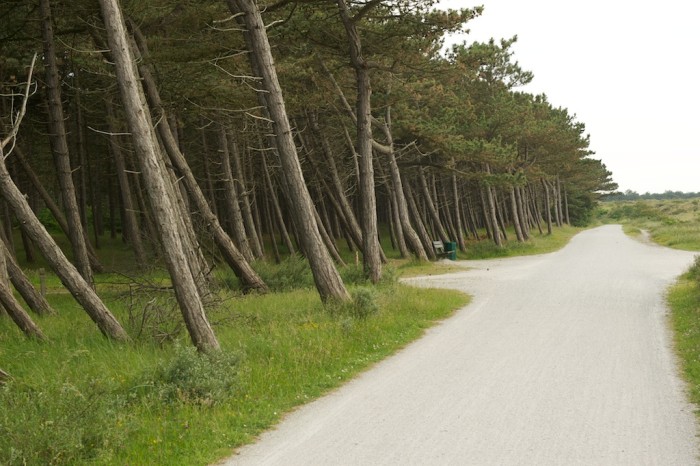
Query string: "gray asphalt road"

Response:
xmin=221 ymin=225 xmax=699 ymax=465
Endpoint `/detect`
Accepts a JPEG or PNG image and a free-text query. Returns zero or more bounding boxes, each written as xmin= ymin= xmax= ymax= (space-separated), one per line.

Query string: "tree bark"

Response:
xmin=485 ymin=183 xmax=503 ymax=246
xmin=127 ymin=23 xmax=266 ymax=293
xmin=0 ymin=244 xmax=45 ymax=340
xmin=262 ymin=193 xmax=281 ymax=263
xmin=388 ymin=188 xmax=409 ymax=257
xmin=228 ymin=0 xmax=349 ymax=302
xmin=404 ymin=182 xmax=436 ymax=260
xmin=515 ymin=185 xmax=530 ymax=240
xmin=376 ymin=112 xmax=427 ymax=261
xmin=105 ymin=98 xmax=147 ymax=267
xmin=199 ymin=126 xmax=219 ymax=218
xmin=418 ymin=168 xmax=449 ymax=243
xmin=542 ymin=179 xmax=553 ymax=235
xmin=3 ymin=241 xmax=55 ymax=316
xmin=509 ymin=186 xmax=525 ymax=242
xmin=230 ymin=134 xmax=264 ymax=259
xmin=13 ymin=146 xmax=102 ymax=270
xmin=451 ymin=174 xmax=467 ymax=251
xmin=40 ymin=0 xmax=95 ymax=285
xmin=0 ymin=151 xmax=128 ymax=340
xmin=262 ymin=153 xmax=295 ymax=256
xmin=335 ymin=0 xmax=382 ymax=282
xmin=219 ymin=126 xmax=254 ymax=262
xmin=99 ymin=0 xmax=219 ymax=351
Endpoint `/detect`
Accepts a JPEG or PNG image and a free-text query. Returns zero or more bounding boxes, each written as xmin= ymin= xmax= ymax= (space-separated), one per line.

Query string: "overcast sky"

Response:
xmin=437 ymin=0 xmax=700 ymax=194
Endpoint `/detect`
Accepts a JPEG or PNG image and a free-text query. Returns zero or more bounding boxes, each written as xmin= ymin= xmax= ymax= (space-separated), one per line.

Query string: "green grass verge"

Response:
xmin=0 ymin=278 xmax=468 ymax=465
xmin=463 ymin=225 xmax=582 ymax=260
xmin=669 ymin=265 xmax=700 ymax=408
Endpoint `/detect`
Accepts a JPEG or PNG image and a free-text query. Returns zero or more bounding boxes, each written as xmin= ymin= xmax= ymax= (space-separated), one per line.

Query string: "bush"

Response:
xmin=145 ymin=345 xmax=241 ymax=406
xmin=340 ymin=263 xmax=397 ymax=287
xmin=329 ymin=287 xmax=379 ymax=320
xmin=253 ymin=255 xmax=314 ymax=291
xmin=606 ymin=202 xmax=666 ymax=222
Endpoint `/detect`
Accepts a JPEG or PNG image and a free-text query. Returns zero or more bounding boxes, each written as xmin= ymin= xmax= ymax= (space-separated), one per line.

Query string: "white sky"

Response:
xmin=438 ymin=0 xmax=700 ymax=194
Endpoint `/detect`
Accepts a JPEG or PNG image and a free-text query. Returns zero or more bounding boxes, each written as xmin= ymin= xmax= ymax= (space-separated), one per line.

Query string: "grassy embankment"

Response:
xmin=0 ymin=225 xmax=579 ymax=465
xmin=598 ymin=198 xmax=700 ymax=412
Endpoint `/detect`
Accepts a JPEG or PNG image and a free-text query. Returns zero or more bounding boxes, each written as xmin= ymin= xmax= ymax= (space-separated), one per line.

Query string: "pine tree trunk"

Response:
xmin=226 ymin=0 xmax=349 ymax=301
xmin=219 ymin=126 xmax=254 ymax=263
xmin=3 ymin=241 xmax=55 ymax=316
xmin=13 ymin=146 xmax=102 ymax=271
xmin=0 ymin=244 xmax=45 ymax=340
xmin=127 ymin=26 xmax=265 ymax=293
xmin=388 ymin=188 xmax=409 ymax=257
xmin=479 ymin=187 xmax=493 ymax=241
xmin=376 ymin=114 xmax=427 ymax=261
xmin=230 ymin=134 xmax=264 ymax=259
xmin=0 ymin=149 xmax=128 ymax=340
xmin=464 ymin=191 xmax=480 ymax=240
xmin=485 ymin=182 xmax=503 ymax=246
xmin=309 ymin=158 xmax=355 ymax=252
xmin=40 ymin=0 xmax=95 ymax=286
xmin=99 ymin=0 xmax=219 ymax=351
xmin=335 ymin=0 xmax=382 ymax=283
xmin=105 ymin=99 xmax=147 ymax=267
xmin=509 ymin=186 xmax=525 ymax=242
xmin=418 ymin=168 xmax=450 ymax=243
xmin=263 ymin=194 xmax=281 ymax=263
xmin=262 ymin=154 xmax=295 ymax=255
xmin=404 ymin=182 xmax=436 ymax=260
xmin=199 ymin=127 xmax=219 ymax=218
xmin=542 ymin=179 xmax=553 ymax=235
xmin=308 ymin=112 xmax=363 ymax=252
xmin=452 ymin=174 xmax=467 ymax=251
xmin=515 ymin=185 xmax=530 ymax=240
xmin=563 ymin=187 xmax=570 ymax=225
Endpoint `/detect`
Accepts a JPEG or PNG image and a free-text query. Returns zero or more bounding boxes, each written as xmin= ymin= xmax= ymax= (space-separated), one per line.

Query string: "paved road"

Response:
xmin=222 ymin=225 xmax=699 ymax=465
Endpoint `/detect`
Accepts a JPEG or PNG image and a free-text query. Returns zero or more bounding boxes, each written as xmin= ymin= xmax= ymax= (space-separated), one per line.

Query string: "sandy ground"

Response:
xmin=220 ymin=225 xmax=699 ymax=465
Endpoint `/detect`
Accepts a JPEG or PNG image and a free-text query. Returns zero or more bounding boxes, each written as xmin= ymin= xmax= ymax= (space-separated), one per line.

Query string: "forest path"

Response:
xmin=222 ymin=225 xmax=699 ymax=465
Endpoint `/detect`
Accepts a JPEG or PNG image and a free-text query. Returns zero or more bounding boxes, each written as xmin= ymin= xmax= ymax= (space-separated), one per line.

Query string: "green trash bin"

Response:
xmin=444 ymin=241 xmax=457 ymax=260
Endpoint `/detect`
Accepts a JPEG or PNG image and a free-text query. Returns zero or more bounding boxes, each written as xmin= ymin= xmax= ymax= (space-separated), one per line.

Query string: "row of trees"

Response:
xmin=604 ymin=190 xmax=700 ymax=201
xmin=0 ymin=0 xmax=616 ymax=353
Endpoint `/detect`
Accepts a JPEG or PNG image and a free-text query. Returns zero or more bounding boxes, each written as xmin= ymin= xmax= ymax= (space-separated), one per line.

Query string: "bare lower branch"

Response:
xmin=1 ymin=53 xmax=38 ymax=154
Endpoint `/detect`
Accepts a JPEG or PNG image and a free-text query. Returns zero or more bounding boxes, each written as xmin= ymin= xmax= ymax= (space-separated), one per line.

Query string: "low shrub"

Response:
xmin=253 ymin=255 xmax=314 ymax=291
xmin=329 ymin=287 xmax=379 ymax=320
xmin=0 ymin=378 xmax=127 ymax=465
xmin=143 ymin=345 xmax=242 ymax=406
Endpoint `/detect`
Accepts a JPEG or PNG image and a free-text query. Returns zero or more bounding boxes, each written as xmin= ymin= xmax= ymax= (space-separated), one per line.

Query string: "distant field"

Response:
xmin=597 ymin=197 xmax=700 ymax=250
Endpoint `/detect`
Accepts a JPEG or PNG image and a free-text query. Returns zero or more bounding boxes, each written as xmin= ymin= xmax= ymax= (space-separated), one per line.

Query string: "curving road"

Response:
xmin=222 ymin=225 xmax=699 ymax=465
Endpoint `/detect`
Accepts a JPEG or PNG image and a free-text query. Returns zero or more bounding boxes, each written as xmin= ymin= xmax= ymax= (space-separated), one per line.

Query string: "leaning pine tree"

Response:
xmin=98 ymin=0 xmax=220 ymax=352
xmin=225 ymin=0 xmax=350 ymax=303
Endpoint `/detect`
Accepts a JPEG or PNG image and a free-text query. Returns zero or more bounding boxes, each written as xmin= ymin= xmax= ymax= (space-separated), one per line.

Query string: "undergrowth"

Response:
xmin=0 ymin=275 xmax=467 ymax=465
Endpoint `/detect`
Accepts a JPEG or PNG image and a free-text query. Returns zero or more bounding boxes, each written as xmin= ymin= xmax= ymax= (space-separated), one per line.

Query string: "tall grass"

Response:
xmin=0 ymin=266 xmax=468 ymax=465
